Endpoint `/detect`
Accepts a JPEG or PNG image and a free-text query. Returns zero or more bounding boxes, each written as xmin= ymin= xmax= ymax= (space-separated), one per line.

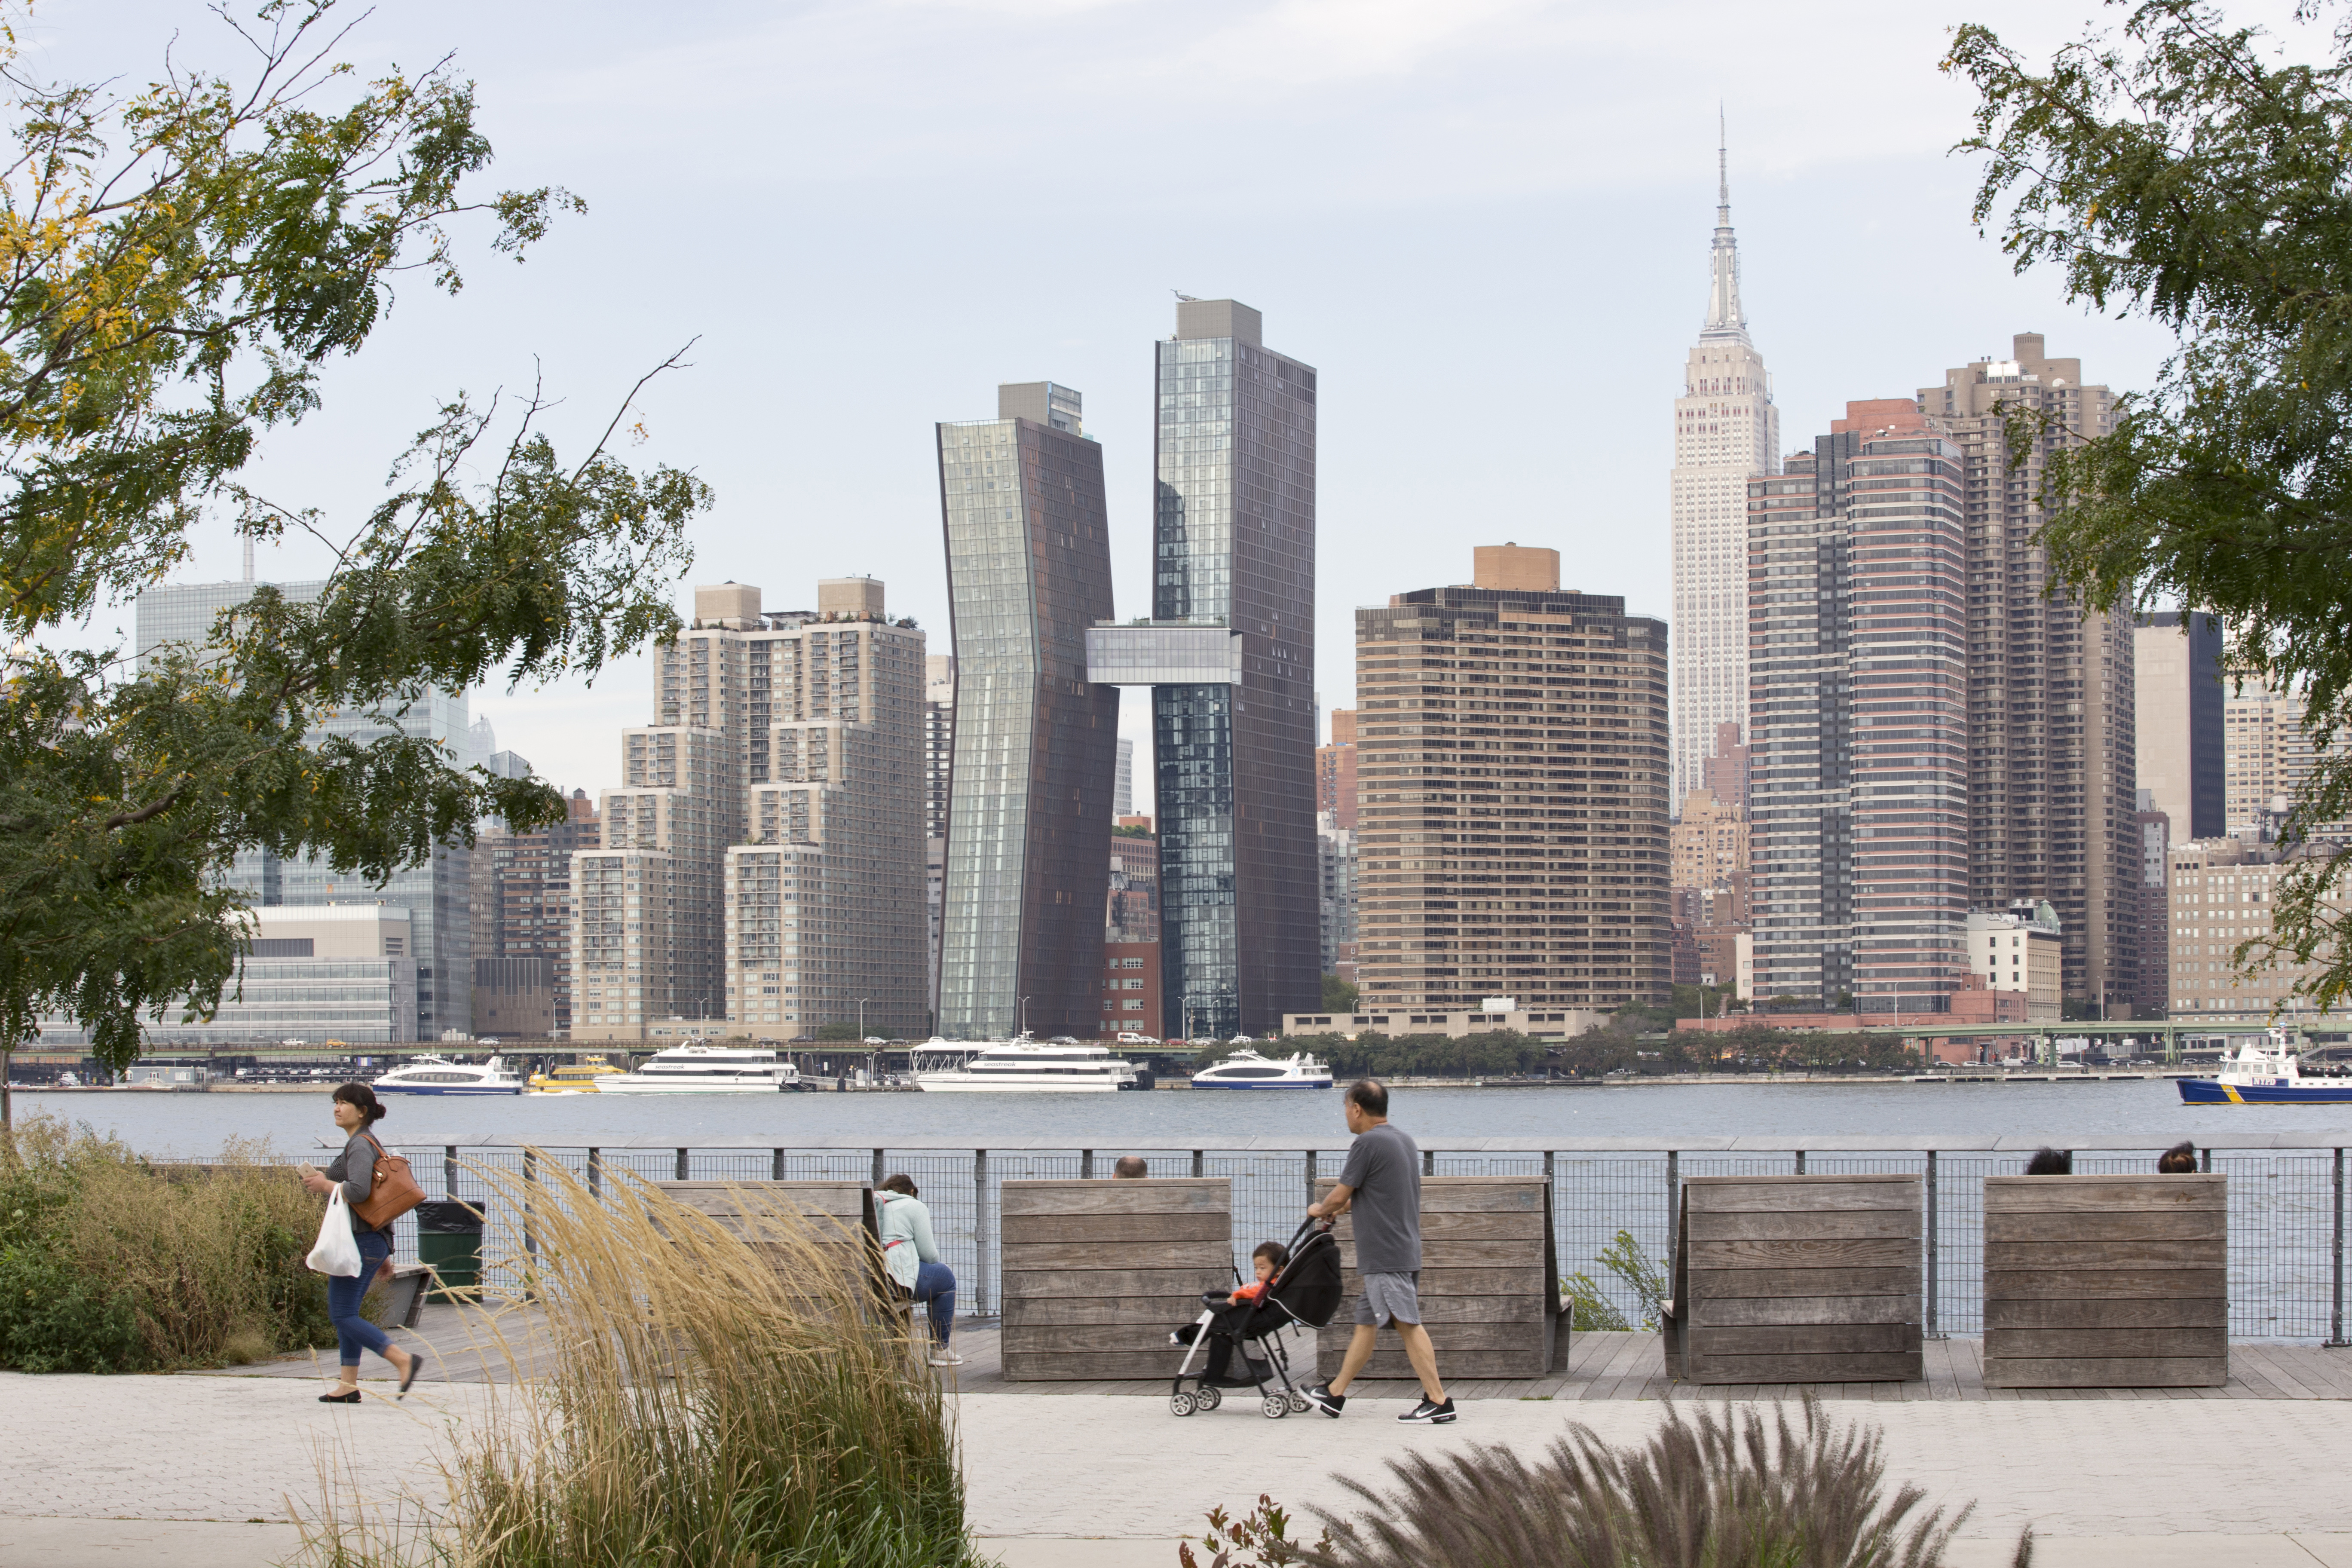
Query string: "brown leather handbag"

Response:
xmin=351 ymin=1133 xmax=428 ymax=1231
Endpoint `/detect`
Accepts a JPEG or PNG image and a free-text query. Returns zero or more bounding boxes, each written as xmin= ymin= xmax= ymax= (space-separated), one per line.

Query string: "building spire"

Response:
xmin=1703 ymin=107 xmax=1748 ymax=341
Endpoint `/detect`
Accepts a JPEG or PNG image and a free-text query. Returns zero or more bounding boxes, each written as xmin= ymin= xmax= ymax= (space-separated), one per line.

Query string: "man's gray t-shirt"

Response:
xmin=1338 ymin=1121 xmax=1421 ymax=1274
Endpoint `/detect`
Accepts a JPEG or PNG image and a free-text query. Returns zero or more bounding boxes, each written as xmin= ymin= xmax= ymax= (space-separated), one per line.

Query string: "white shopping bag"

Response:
xmin=307 ymin=1187 xmax=362 ymax=1277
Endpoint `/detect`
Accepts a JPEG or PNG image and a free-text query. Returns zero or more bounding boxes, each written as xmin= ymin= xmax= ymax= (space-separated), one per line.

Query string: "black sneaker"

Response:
xmin=1398 ymin=1397 xmax=1456 ymax=1424
xmin=1302 ymin=1382 xmax=1346 ymax=1418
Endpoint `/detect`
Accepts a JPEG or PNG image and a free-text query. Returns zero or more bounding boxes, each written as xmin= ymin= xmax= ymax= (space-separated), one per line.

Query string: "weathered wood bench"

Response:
xmin=1982 ymin=1173 xmax=2228 ymax=1388
xmin=653 ymin=1180 xmax=880 ymax=1300
xmin=1000 ymin=1177 xmax=1233 ymax=1381
xmin=362 ymin=1261 xmax=432 ymax=1330
xmin=1663 ymin=1173 xmax=1922 ymax=1384
xmin=1313 ymin=1174 xmax=1562 ymax=1381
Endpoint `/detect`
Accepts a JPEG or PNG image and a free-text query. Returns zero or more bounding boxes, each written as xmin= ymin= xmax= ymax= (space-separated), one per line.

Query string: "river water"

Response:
xmin=20 ymin=1077 xmax=2352 ymax=1158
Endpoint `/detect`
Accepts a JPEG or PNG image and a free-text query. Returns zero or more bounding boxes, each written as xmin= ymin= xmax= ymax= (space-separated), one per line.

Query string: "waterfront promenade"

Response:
xmin=6 ymin=1307 xmax=2351 ymax=1568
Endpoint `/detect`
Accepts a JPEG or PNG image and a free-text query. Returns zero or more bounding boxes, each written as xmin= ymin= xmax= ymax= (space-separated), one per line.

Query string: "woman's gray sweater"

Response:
xmin=324 ymin=1129 xmax=386 ymax=1233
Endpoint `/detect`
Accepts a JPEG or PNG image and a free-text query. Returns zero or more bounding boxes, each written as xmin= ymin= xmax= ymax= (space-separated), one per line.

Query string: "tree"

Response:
xmin=1320 ymin=972 xmax=1359 ymax=1013
xmin=1949 ymin=0 xmax=2352 ymax=1013
xmin=0 ymin=4 xmax=709 ymax=1115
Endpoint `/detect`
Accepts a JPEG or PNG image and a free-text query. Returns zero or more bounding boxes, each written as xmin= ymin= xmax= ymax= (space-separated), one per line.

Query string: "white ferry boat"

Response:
xmin=915 ymin=1036 xmax=1142 ymax=1093
xmin=371 ymin=1055 xmax=525 ymax=1096
xmin=597 ymin=1044 xmax=801 ymax=1095
xmin=1189 ymin=1047 xmax=1332 ymax=1090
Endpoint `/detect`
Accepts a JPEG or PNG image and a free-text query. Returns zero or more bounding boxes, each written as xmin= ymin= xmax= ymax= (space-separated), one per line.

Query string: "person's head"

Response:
xmin=1251 ymin=1240 xmax=1290 ymax=1283
xmin=331 ymin=1083 xmax=386 ymax=1133
xmin=2158 ymin=1141 xmax=2199 ymax=1174
xmin=1343 ymin=1078 xmax=1389 ymax=1133
xmin=1113 ymin=1156 xmax=1149 ymax=1179
xmin=880 ymin=1173 xmax=918 ymax=1198
xmin=2024 ymin=1147 xmax=2073 ymax=1176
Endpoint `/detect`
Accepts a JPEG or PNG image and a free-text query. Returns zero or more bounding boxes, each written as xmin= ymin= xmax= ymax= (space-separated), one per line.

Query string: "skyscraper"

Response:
xmin=135 ymin=578 xmax=475 ymax=1039
xmin=2134 ymin=611 xmax=2223 ymax=842
xmin=572 ymin=579 xmax=926 ymax=1042
xmin=924 ymin=654 xmax=956 ymax=1020
xmin=1114 ymin=738 xmax=1134 ymax=819
xmin=1671 ymin=131 xmax=1781 ymax=812
xmin=1353 ymin=545 xmax=1672 ymax=1014
xmin=935 ymin=382 xmax=1120 ymax=1040
xmin=1919 ymin=335 xmax=2135 ymax=1010
xmin=1141 ymin=299 xmax=1319 ymax=1039
xmin=1318 ymin=708 xmax=1360 ymax=829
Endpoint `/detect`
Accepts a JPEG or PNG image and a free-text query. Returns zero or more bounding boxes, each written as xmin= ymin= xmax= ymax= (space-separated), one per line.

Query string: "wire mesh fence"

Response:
xmin=354 ymin=1138 xmax=2351 ymax=1343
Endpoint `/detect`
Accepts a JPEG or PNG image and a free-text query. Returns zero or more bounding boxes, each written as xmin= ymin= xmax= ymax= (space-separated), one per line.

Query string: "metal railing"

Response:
xmin=344 ymin=1132 xmax=2352 ymax=1345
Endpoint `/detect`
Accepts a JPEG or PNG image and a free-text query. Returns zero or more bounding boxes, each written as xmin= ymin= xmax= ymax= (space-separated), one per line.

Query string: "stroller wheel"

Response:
xmin=1170 ymin=1390 xmax=1197 ymax=1417
xmin=1288 ymin=1391 xmax=1311 ymax=1414
xmin=1262 ymin=1394 xmax=1289 ymax=1420
xmin=1197 ymin=1384 xmax=1222 ymax=1411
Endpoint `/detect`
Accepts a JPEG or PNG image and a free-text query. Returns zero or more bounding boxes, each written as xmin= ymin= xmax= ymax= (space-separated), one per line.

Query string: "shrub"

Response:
xmin=1561 ymin=1229 xmax=1668 ymax=1333
xmin=301 ymin=1162 xmax=983 ymax=1568
xmin=0 ymin=1114 xmax=333 ymax=1371
xmin=1293 ymin=1399 xmax=2031 ymax=1568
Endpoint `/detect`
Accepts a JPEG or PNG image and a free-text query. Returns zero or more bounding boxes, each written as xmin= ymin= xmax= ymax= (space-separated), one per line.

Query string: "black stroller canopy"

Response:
xmin=1262 ymin=1221 xmax=1343 ymax=1332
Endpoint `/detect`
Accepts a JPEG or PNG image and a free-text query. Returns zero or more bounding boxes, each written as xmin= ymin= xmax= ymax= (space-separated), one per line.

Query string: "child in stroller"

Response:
xmin=1167 ymin=1218 xmax=1344 ymax=1419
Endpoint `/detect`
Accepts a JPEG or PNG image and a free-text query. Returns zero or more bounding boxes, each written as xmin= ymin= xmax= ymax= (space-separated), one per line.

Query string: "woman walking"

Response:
xmin=876 ymin=1173 xmax=962 ymax=1367
xmin=298 ymin=1084 xmax=419 ymax=1402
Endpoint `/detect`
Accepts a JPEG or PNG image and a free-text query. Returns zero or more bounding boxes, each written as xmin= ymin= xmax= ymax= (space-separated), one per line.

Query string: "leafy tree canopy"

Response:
xmin=0 ymin=3 xmax=709 ymax=1087
xmin=1320 ymin=972 xmax=1359 ymax=1013
xmin=1949 ymin=0 xmax=2352 ymax=1011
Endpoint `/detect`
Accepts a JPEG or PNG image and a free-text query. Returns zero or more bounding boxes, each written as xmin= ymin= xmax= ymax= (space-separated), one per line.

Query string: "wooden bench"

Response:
xmin=1982 ymin=1173 xmax=2228 ymax=1388
xmin=1663 ymin=1173 xmax=1922 ymax=1384
xmin=1313 ymin=1174 xmax=1562 ymax=1381
xmin=999 ymin=1177 xmax=1233 ymax=1381
xmin=652 ymin=1180 xmax=880 ymax=1300
xmin=363 ymin=1261 xmax=432 ymax=1330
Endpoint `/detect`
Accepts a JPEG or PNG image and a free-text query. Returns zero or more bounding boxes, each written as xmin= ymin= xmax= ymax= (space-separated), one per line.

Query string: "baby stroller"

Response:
xmin=1169 ymin=1216 xmax=1343 ymax=1419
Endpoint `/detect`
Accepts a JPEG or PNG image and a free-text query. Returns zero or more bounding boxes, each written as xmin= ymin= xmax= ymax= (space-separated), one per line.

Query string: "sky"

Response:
xmin=36 ymin=0 xmax=2312 ymax=799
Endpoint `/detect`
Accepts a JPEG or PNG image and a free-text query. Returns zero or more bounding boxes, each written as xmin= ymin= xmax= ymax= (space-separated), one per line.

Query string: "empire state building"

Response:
xmin=1669 ymin=133 xmax=1778 ymax=813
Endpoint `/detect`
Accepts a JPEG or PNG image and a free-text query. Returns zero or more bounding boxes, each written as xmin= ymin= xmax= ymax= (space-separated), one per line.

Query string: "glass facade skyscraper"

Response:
xmin=936 ymin=383 xmax=1120 ymax=1039
xmin=1150 ymin=300 xmax=1319 ymax=1040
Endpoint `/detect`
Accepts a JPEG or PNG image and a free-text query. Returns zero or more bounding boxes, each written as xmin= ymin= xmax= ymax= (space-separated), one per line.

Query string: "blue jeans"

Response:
xmin=912 ymin=1261 xmax=956 ymax=1347
xmin=330 ymin=1226 xmax=395 ymax=1367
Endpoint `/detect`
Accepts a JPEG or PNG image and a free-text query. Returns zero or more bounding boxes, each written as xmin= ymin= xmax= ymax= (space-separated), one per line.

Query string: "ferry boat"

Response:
xmin=1190 ymin=1047 xmax=1333 ymax=1090
xmin=597 ymin=1043 xmax=800 ymax=1095
xmin=527 ymin=1055 xmax=626 ymax=1093
xmin=371 ymin=1055 xmax=525 ymax=1096
xmin=2178 ymin=1029 xmax=2352 ymax=1103
xmin=914 ymin=1036 xmax=1142 ymax=1093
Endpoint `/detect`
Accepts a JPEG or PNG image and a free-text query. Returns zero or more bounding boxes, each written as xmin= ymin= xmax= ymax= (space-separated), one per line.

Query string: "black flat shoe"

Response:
xmin=318 ymin=1389 xmax=361 ymax=1404
xmin=396 ymin=1354 xmax=419 ymax=1399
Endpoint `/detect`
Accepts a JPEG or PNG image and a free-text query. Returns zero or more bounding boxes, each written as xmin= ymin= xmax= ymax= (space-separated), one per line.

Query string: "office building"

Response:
xmin=1318 ymin=809 xmax=1358 ymax=979
xmin=52 ymin=905 xmax=421 ymax=1046
xmin=1670 ymin=787 xmax=1750 ymax=910
xmin=925 ymin=655 xmax=956 ymax=1020
xmin=1700 ymin=720 xmax=1752 ymax=812
xmin=1352 ymin=545 xmax=1672 ymax=1014
xmin=1115 ymin=738 xmax=1135 ymax=818
xmin=2135 ymin=611 xmax=2224 ymax=840
xmin=1318 ymin=708 xmax=1360 ymax=829
xmin=573 ymin=579 xmax=926 ymax=1042
xmin=136 ymin=578 xmax=474 ymax=1039
xmin=472 ymin=789 xmax=599 ymax=1037
xmin=936 ymin=383 xmax=1120 ymax=1040
xmin=2167 ymin=837 xmax=2349 ymax=1025
xmin=1084 ymin=300 xmax=1320 ymax=1040
xmin=1282 ymin=1002 xmax=1606 ymax=1040
xmin=1671 ymin=135 xmax=1781 ymax=810
xmin=1920 ymin=334 xmax=2137 ymax=1012
xmin=1108 ymin=820 xmax=1161 ymax=940
xmin=2135 ymin=791 xmax=2172 ymax=1017
xmin=2223 ymin=677 xmax=2352 ymax=842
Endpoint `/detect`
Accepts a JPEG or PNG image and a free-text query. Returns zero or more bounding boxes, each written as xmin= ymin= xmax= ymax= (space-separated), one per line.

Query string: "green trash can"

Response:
xmin=415 ymin=1199 xmax=484 ymax=1302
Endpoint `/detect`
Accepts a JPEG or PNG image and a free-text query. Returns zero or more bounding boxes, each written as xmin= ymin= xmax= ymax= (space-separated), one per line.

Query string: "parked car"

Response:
xmin=1115 ymin=1032 xmax=1161 ymax=1045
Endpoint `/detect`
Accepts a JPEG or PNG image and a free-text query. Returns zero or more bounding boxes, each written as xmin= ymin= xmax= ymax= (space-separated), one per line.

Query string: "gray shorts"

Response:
xmin=1353 ymin=1271 xmax=1421 ymax=1327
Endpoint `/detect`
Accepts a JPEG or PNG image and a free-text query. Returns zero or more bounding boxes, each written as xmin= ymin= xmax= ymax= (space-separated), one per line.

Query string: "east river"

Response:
xmin=21 ymin=1077 xmax=2352 ymax=1158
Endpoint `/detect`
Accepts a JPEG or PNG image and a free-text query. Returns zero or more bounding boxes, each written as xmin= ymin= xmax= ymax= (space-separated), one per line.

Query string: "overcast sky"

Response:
xmin=43 ymin=0 xmax=2307 ymax=798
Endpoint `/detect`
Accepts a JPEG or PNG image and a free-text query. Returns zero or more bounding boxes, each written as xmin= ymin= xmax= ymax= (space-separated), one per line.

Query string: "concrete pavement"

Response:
xmin=4 ymin=1369 xmax=2350 ymax=1566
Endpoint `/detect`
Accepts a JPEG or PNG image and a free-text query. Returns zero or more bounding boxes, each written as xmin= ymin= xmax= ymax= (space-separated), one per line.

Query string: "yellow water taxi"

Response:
xmin=529 ymin=1055 xmax=628 ymax=1093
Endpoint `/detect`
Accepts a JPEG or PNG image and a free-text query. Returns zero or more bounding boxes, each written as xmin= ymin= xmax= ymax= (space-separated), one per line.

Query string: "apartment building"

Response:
xmin=1353 ymin=544 xmax=1672 ymax=1014
xmin=2168 ymin=837 xmax=2349 ymax=1026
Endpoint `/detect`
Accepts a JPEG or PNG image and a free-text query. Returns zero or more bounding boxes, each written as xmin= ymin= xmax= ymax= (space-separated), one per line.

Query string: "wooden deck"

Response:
xmin=943 ymin=1323 xmax=2352 ymax=1401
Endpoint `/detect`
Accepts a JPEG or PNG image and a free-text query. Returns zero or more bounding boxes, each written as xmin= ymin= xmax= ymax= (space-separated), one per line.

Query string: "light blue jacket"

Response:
xmin=876 ymin=1191 xmax=941 ymax=1289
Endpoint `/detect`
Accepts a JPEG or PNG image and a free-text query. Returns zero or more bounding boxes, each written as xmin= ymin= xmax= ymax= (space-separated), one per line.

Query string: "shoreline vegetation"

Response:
xmin=301 ymin=1164 xmax=980 ymax=1568
xmin=0 ymin=1115 xmax=335 ymax=1372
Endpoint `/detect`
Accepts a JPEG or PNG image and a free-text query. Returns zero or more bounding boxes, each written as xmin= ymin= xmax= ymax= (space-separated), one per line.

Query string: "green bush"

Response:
xmin=0 ymin=1114 xmax=334 ymax=1372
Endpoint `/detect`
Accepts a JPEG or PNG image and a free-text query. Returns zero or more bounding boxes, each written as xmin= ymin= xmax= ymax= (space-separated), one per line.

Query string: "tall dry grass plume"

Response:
xmin=0 ymin=1112 xmax=331 ymax=1370
xmin=302 ymin=1160 xmax=981 ymax=1568
xmin=1290 ymin=1399 xmax=2030 ymax=1568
